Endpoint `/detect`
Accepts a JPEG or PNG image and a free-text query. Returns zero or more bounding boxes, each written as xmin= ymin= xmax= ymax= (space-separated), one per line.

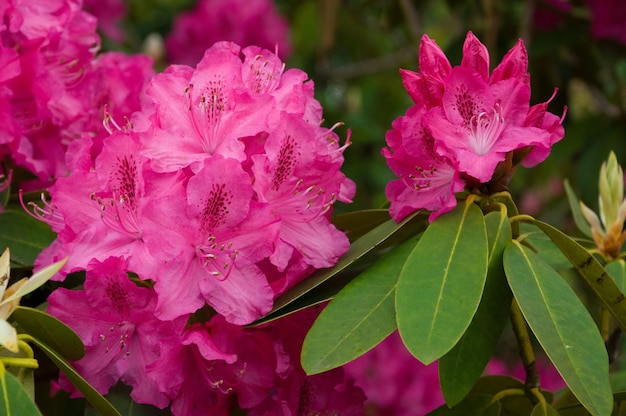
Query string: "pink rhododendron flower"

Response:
xmin=0 ymin=0 xmax=153 ymax=185
xmin=384 ymin=32 xmax=565 ymax=222
xmin=584 ymin=0 xmax=626 ymax=44
xmin=83 ymin=0 xmax=126 ymax=41
xmin=344 ymin=331 xmax=444 ymax=415
xmin=36 ymin=39 xmax=360 ymax=415
xmin=165 ymin=0 xmax=291 ymax=66
xmin=47 ymin=257 xmax=185 ymax=408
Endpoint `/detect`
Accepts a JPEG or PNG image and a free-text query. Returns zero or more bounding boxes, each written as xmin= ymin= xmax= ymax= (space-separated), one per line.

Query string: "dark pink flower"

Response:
xmin=0 ymin=0 xmax=153 ymax=184
xmin=142 ymin=42 xmax=273 ymax=171
xmin=384 ymin=32 xmax=565 ymax=222
xmin=165 ymin=0 xmax=291 ymax=66
xmin=584 ymin=0 xmax=626 ymax=44
xmin=47 ymin=256 xmax=185 ymax=408
xmin=152 ymin=156 xmax=279 ymax=324
xmin=383 ymin=105 xmax=465 ymax=222
xmin=83 ymin=0 xmax=126 ymax=42
xmin=344 ymin=331 xmax=443 ymax=415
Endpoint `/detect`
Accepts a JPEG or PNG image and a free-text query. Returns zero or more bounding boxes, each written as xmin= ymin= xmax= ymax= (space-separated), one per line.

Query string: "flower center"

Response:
xmin=467 ymin=106 xmax=505 ymax=156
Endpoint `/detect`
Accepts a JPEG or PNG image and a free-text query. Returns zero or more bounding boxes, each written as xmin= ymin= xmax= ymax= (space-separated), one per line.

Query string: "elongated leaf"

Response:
xmin=11 ymin=307 xmax=84 ymax=361
xmin=301 ymin=235 xmax=420 ymax=374
xmin=0 ymin=370 xmax=41 ymax=416
xmin=331 ymin=209 xmax=391 ymax=241
xmin=504 ymin=240 xmax=612 ymax=416
xmin=606 ymin=260 xmax=626 ymax=293
xmin=439 ymin=209 xmax=512 ymax=406
xmin=0 ymin=210 xmax=55 ymax=268
xmin=20 ymin=334 xmax=120 ymax=416
xmin=250 ymin=210 xmax=428 ymax=326
xmin=563 ymin=179 xmax=593 ymax=238
xmin=396 ymin=200 xmax=488 ymax=364
xmin=526 ymin=218 xmax=626 ymax=332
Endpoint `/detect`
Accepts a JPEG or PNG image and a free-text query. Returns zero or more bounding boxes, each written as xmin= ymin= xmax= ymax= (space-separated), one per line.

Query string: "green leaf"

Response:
xmin=531 ymin=402 xmax=561 ymax=416
xmin=563 ymin=179 xmax=593 ymax=238
xmin=439 ymin=209 xmax=512 ymax=406
xmin=249 ymin=210 xmax=428 ymax=326
xmin=0 ymin=370 xmax=41 ymax=416
xmin=19 ymin=334 xmax=120 ymax=416
xmin=606 ymin=260 xmax=626 ymax=293
xmin=525 ymin=218 xmax=626 ymax=332
xmin=331 ymin=209 xmax=391 ymax=241
xmin=301 ymin=235 xmax=420 ymax=374
xmin=504 ymin=240 xmax=612 ymax=416
xmin=396 ymin=200 xmax=489 ymax=364
xmin=427 ymin=394 xmax=499 ymax=416
xmin=0 ymin=210 xmax=55 ymax=268
xmin=11 ymin=307 xmax=84 ymax=361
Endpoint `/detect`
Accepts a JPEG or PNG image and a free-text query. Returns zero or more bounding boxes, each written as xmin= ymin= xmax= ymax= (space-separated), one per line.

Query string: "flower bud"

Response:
xmin=581 ymin=152 xmax=626 ymax=259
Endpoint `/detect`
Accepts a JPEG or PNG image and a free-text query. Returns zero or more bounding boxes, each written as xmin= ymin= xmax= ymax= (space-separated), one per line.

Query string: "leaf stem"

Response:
xmin=510 ymin=298 xmax=540 ymax=397
xmin=486 ymin=192 xmax=522 ymax=238
xmin=490 ymin=387 xmax=526 ymax=404
xmin=0 ymin=357 xmax=38 ymax=370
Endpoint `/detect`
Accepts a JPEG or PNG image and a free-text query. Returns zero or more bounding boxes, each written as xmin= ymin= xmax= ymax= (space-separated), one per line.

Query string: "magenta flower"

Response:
xmin=384 ymin=32 xmax=565 ymax=222
xmin=165 ymin=0 xmax=291 ymax=66
xmin=0 ymin=0 xmax=153 ymax=185
xmin=344 ymin=331 xmax=444 ymax=415
xmin=47 ymin=257 xmax=185 ymax=408
xmin=584 ymin=0 xmax=626 ymax=45
xmin=36 ymin=37 xmax=358 ymax=413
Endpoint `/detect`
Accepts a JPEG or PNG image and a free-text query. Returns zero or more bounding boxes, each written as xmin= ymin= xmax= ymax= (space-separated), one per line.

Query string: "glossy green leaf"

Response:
xmin=301 ymin=235 xmax=420 ymax=374
xmin=396 ymin=200 xmax=488 ymax=365
xmin=504 ymin=240 xmax=612 ymax=416
xmin=531 ymin=402 xmax=561 ymax=416
xmin=250 ymin=210 xmax=428 ymax=326
xmin=331 ymin=209 xmax=391 ymax=241
xmin=19 ymin=334 xmax=120 ymax=416
xmin=0 ymin=210 xmax=56 ymax=268
xmin=439 ymin=209 xmax=513 ymax=406
xmin=0 ymin=369 xmax=41 ymax=416
xmin=526 ymin=218 xmax=626 ymax=332
xmin=11 ymin=307 xmax=84 ymax=361
xmin=427 ymin=394 xmax=499 ymax=416
xmin=563 ymin=179 xmax=593 ymax=238
xmin=606 ymin=260 xmax=626 ymax=293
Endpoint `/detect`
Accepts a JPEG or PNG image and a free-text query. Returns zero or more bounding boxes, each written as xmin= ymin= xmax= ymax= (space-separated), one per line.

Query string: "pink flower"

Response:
xmin=35 ymin=38 xmax=357 ymax=414
xmin=344 ymin=331 xmax=444 ymax=415
xmin=0 ymin=0 xmax=153 ymax=185
xmin=165 ymin=0 xmax=291 ymax=66
xmin=382 ymin=106 xmax=465 ymax=222
xmin=384 ymin=32 xmax=565 ymax=222
xmin=47 ymin=256 xmax=185 ymax=408
xmin=142 ymin=42 xmax=273 ymax=171
xmin=151 ymin=156 xmax=279 ymax=325
xmin=83 ymin=0 xmax=126 ymax=42
xmin=584 ymin=0 xmax=626 ymax=44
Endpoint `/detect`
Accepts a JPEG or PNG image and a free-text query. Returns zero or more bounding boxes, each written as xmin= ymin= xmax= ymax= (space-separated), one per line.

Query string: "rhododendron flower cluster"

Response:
xmin=166 ymin=0 xmax=291 ymax=66
xmin=37 ymin=41 xmax=360 ymax=414
xmin=0 ymin=0 xmax=153 ymax=186
xmin=383 ymin=32 xmax=565 ymax=222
